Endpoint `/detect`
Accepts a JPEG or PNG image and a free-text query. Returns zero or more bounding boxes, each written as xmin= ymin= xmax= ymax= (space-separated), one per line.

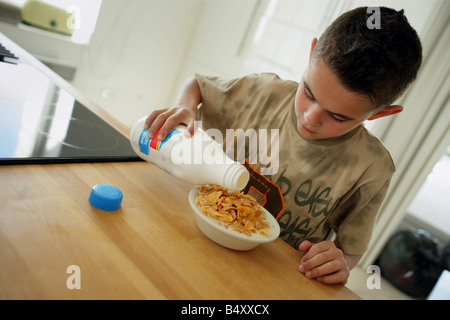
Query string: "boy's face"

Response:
xmin=294 ymin=58 xmax=377 ymax=141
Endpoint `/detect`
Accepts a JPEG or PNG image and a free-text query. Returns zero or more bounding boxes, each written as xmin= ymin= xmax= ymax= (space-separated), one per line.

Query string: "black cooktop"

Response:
xmin=0 ymin=41 xmax=140 ymax=164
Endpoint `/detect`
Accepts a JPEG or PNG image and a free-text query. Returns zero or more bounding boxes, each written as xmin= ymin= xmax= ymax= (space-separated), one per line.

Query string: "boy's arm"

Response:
xmin=145 ymin=76 xmax=201 ymax=140
xmin=298 ymin=240 xmax=362 ymax=284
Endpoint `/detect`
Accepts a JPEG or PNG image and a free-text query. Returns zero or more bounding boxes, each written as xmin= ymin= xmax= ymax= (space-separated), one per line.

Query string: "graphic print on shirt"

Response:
xmin=242 ymin=160 xmax=284 ymax=219
xmin=271 ymin=168 xmax=341 ymax=249
xmin=243 ymin=161 xmax=340 ymax=249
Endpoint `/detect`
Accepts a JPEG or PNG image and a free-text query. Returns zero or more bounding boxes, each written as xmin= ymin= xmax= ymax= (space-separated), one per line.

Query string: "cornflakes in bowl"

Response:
xmin=189 ymin=185 xmax=280 ymax=250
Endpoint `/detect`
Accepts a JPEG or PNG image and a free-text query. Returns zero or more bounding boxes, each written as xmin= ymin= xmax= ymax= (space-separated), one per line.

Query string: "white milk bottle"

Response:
xmin=130 ymin=117 xmax=249 ymax=190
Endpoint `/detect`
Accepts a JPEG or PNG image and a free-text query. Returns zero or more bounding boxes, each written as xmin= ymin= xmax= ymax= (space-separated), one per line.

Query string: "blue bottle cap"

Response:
xmin=89 ymin=184 xmax=123 ymax=211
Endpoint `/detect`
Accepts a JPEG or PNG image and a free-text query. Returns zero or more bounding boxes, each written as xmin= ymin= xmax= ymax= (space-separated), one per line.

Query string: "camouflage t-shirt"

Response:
xmin=195 ymin=73 xmax=395 ymax=255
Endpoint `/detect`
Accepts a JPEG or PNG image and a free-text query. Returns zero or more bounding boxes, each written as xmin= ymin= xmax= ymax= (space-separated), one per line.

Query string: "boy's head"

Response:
xmin=294 ymin=7 xmax=422 ymax=141
xmin=312 ymin=6 xmax=422 ymax=108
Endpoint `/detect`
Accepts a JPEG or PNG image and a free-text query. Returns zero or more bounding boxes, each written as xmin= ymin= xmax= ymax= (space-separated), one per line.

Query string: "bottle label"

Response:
xmin=138 ymin=128 xmax=181 ymax=155
xmin=138 ymin=127 xmax=182 ymax=172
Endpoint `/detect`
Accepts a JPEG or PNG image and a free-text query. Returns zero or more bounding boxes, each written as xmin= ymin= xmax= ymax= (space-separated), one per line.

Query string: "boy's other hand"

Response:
xmin=144 ymin=106 xmax=197 ymax=140
xmin=298 ymin=240 xmax=350 ymax=284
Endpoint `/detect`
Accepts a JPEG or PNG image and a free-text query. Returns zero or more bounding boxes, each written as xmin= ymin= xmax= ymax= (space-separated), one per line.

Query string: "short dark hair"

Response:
xmin=312 ymin=7 xmax=422 ymax=108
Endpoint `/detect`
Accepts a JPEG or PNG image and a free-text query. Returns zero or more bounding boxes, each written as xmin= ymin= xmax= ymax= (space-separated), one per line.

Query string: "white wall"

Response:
xmin=72 ymin=0 xmax=259 ymax=129
xmin=71 ymin=0 xmax=204 ymax=129
xmin=1 ymin=0 xmax=261 ymax=129
xmin=174 ymin=0 xmax=259 ymax=84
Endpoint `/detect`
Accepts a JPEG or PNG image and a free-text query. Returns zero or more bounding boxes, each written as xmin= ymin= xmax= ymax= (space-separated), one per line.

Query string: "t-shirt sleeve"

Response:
xmin=194 ymin=73 xmax=250 ymax=132
xmin=194 ymin=73 xmax=297 ymax=133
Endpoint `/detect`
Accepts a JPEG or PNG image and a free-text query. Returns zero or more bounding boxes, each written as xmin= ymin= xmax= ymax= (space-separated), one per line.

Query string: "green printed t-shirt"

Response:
xmin=195 ymin=73 xmax=395 ymax=255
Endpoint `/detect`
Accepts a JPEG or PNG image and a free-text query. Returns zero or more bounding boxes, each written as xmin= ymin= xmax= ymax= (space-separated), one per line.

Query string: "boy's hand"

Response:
xmin=144 ymin=106 xmax=197 ymax=140
xmin=144 ymin=76 xmax=201 ymax=140
xmin=298 ymin=240 xmax=350 ymax=284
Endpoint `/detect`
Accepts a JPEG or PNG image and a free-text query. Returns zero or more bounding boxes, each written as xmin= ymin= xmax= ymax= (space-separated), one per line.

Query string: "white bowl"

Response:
xmin=189 ymin=187 xmax=280 ymax=250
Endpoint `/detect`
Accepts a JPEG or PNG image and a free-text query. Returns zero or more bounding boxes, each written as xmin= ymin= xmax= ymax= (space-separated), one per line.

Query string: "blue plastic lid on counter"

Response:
xmin=89 ymin=184 xmax=123 ymax=211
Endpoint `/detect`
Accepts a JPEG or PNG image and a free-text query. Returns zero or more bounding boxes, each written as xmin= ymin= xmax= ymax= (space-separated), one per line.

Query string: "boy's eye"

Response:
xmin=303 ymin=85 xmax=350 ymax=123
xmin=328 ymin=112 xmax=347 ymax=123
xmin=303 ymin=87 xmax=315 ymax=101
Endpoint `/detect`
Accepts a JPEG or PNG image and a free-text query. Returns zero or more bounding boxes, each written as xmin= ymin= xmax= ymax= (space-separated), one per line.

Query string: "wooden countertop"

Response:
xmin=0 ymin=32 xmax=360 ymax=300
xmin=0 ymin=161 xmax=360 ymax=300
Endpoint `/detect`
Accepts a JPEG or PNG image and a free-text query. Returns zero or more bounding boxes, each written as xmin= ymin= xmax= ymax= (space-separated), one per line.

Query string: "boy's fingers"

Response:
xmin=316 ymin=270 xmax=349 ymax=285
xmin=300 ymin=242 xmax=326 ymax=264
xmin=147 ymin=115 xmax=167 ymax=139
xmin=299 ymin=241 xmax=343 ymax=270
xmin=144 ymin=110 xmax=163 ymax=130
xmin=154 ymin=122 xmax=175 ymax=141
xmin=301 ymin=240 xmax=337 ymax=261
xmin=298 ymin=240 xmax=349 ymax=284
xmin=298 ymin=240 xmax=313 ymax=253
xmin=147 ymin=108 xmax=179 ymax=140
xmin=300 ymin=250 xmax=330 ymax=273
xmin=145 ymin=106 xmax=197 ymax=140
xmin=185 ymin=121 xmax=196 ymax=138
xmin=302 ymin=257 xmax=343 ymax=277
xmin=145 ymin=108 xmax=171 ymax=137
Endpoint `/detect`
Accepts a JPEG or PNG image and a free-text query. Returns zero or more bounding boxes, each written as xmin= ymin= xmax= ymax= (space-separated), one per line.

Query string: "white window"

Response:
xmin=243 ymin=0 xmax=441 ymax=81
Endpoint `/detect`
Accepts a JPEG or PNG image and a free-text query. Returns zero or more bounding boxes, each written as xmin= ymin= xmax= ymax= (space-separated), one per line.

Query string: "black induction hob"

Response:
xmin=0 ymin=39 xmax=141 ymax=165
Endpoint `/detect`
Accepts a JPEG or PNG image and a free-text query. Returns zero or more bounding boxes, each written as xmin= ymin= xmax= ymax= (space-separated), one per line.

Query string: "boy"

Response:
xmin=144 ymin=7 xmax=422 ymax=284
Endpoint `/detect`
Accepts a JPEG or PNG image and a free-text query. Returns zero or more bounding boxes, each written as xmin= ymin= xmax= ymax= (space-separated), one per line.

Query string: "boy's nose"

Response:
xmin=304 ymin=104 xmax=322 ymax=127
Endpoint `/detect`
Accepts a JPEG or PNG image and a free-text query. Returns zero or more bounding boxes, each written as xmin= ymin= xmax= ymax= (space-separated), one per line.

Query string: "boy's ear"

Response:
xmin=367 ymin=105 xmax=404 ymax=120
xmin=309 ymin=38 xmax=318 ymax=59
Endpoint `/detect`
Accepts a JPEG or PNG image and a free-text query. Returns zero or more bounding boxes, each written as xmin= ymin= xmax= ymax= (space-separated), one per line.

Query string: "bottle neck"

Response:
xmin=223 ymin=162 xmax=249 ymax=191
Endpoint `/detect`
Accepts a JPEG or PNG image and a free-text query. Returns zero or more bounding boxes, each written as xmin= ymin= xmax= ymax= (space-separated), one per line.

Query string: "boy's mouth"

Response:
xmin=301 ymin=123 xmax=316 ymax=134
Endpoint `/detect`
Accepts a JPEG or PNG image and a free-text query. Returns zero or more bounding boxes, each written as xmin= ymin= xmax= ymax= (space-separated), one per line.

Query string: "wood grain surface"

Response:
xmin=0 ymin=162 xmax=360 ymax=299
